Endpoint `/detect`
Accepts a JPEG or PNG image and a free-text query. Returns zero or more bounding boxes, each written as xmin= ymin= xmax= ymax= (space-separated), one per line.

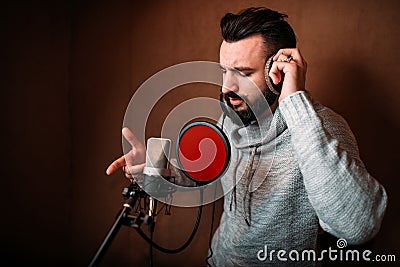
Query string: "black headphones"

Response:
xmin=264 ymin=54 xmax=283 ymax=95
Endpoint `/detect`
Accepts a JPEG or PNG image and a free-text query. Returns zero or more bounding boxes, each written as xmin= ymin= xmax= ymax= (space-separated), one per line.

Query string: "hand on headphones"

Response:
xmin=268 ymin=48 xmax=307 ymax=103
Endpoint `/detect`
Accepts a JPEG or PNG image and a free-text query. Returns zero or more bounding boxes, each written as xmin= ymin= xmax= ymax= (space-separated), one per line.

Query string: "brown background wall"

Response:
xmin=1 ymin=0 xmax=399 ymax=266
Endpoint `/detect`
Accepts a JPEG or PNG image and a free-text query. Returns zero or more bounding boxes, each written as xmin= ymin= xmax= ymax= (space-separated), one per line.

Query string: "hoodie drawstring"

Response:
xmin=242 ymin=146 xmax=259 ymax=226
xmin=229 ymin=145 xmax=260 ymax=226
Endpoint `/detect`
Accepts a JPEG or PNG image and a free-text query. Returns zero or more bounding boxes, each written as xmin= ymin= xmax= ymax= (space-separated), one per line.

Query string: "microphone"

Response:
xmin=142 ymin=137 xmax=172 ymax=198
xmin=142 ymin=138 xmax=172 ymax=231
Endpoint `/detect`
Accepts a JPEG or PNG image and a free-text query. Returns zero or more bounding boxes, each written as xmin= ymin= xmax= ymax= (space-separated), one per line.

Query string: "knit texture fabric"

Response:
xmin=209 ymin=91 xmax=387 ymax=266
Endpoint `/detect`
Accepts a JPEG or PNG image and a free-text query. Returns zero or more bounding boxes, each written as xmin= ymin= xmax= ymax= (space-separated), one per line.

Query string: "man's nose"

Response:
xmin=221 ymin=71 xmax=239 ymax=94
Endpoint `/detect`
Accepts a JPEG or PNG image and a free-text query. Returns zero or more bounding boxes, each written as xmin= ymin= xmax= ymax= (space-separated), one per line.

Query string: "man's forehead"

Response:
xmin=219 ymin=35 xmax=266 ymax=67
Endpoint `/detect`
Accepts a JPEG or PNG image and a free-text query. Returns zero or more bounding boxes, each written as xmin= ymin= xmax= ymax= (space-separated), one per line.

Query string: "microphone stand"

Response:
xmin=89 ymin=171 xmax=196 ymax=266
xmin=89 ymin=182 xmax=148 ymax=267
xmin=148 ymin=197 xmax=157 ymax=267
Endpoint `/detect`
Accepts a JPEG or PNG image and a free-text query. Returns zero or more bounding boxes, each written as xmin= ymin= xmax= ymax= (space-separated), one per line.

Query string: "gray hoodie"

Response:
xmin=209 ymin=91 xmax=387 ymax=266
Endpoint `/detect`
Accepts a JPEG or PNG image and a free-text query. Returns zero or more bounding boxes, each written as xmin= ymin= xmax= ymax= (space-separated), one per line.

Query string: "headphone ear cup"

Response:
xmin=265 ymin=55 xmax=283 ymax=95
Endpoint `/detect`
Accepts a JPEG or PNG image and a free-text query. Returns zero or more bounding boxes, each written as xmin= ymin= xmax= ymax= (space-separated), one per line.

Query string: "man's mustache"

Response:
xmin=223 ymin=91 xmax=244 ymax=100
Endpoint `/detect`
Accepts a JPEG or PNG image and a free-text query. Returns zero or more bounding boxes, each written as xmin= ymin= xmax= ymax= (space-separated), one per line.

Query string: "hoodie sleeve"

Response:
xmin=278 ymin=91 xmax=387 ymax=245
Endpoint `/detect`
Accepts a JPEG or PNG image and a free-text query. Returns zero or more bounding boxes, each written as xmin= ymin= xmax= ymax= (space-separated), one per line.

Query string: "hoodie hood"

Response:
xmin=222 ymin=105 xmax=288 ymax=150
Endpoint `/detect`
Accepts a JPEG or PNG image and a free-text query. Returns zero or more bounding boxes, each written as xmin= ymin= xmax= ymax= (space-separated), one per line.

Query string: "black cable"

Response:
xmin=205 ymin=182 xmax=219 ymax=267
xmin=135 ymin=189 xmax=204 ymax=254
xmin=205 ymin=115 xmax=225 ymax=266
xmin=205 ymin=199 xmax=216 ymax=266
xmin=149 ymin=230 xmax=153 ymax=267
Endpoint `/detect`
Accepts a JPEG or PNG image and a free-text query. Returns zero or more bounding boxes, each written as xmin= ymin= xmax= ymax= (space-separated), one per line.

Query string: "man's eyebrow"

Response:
xmin=235 ymin=66 xmax=255 ymax=71
xmin=219 ymin=64 xmax=255 ymax=72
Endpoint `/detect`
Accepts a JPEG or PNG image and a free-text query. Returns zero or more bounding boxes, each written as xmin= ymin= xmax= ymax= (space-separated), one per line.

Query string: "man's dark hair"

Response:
xmin=220 ymin=7 xmax=296 ymax=57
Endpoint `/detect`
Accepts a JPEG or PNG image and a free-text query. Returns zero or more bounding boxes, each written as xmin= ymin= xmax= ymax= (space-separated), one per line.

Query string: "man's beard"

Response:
xmin=220 ymin=87 xmax=277 ymax=126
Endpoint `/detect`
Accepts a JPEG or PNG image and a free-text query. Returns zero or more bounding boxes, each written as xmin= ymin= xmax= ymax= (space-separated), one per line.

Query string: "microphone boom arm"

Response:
xmin=88 ymin=182 xmax=147 ymax=267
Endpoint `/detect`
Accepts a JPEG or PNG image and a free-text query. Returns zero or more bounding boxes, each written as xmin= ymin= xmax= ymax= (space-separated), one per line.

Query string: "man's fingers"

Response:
xmin=106 ymin=155 xmax=126 ymax=175
xmin=269 ymin=65 xmax=282 ymax=85
xmin=273 ymin=48 xmax=306 ymax=68
xmin=128 ymin=163 xmax=146 ymax=175
xmin=269 ymin=60 xmax=288 ymax=84
xmin=122 ymin=127 xmax=146 ymax=164
xmin=122 ymin=127 xmax=143 ymax=148
xmin=106 ymin=128 xmax=146 ymax=177
xmin=273 ymin=48 xmax=299 ymax=61
xmin=106 ymin=154 xmax=145 ymax=176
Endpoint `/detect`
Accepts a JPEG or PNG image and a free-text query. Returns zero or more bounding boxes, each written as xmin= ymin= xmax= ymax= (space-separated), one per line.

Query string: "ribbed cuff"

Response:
xmin=278 ymin=91 xmax=317 ymax=128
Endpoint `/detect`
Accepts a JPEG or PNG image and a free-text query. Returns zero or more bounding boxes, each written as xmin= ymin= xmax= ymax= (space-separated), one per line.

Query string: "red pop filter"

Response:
xmin=176 ymin=121 xmax=230 ymax=184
